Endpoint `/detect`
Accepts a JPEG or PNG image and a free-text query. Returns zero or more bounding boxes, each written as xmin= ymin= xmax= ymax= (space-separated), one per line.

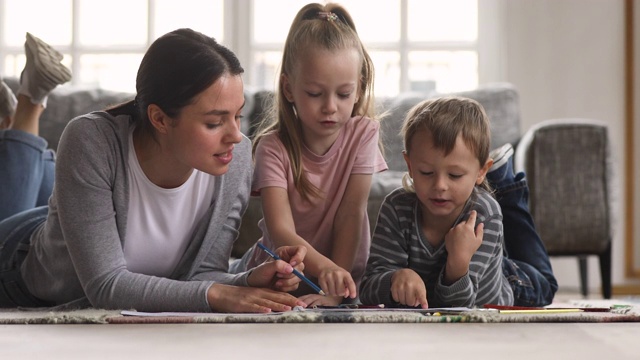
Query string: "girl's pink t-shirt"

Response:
xmin=247 ymin=115 xmax=388 ymax=285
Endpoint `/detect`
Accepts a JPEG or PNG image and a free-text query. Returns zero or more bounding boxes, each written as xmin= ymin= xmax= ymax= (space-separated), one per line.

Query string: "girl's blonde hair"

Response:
xmin=252 ymin=2 xmax=376 ymax=202
xmin=400 ymin=96 xmax=492 ymax=192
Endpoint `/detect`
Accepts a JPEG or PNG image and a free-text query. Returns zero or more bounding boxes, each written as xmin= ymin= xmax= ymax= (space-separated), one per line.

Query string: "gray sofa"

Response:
xmin=4 ymin=78 xmax=521 ymax=258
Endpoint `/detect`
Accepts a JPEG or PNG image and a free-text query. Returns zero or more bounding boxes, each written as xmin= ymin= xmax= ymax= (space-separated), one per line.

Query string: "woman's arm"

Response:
xmin=53 ymin=116 xmax=214 ymax=311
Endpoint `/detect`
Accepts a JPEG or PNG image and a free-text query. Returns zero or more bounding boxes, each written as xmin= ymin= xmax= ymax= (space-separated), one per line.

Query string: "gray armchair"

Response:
xmin=515 ymin=119 xmax=612 ymax=299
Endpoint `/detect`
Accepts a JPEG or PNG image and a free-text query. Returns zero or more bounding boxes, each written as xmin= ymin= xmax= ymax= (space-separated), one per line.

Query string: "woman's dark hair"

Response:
xmin=106 ymin=28 xmax=244 ymax=137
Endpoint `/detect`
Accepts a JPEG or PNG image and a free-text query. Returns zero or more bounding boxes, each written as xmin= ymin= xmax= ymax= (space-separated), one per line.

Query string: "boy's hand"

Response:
xmin=390 ymin=268 xmax=428 ymax=308
xmin=443 ymin=210 xmax=484 ymax=284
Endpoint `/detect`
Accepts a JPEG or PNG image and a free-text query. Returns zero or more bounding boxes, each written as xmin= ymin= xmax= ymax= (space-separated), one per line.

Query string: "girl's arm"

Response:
xmin=328 ymin=173 xmax=372 ymax=295
xmin=261 ymin=186 xmax=336 ymax=277
xmin=331 ymin=174 xmax=371 ymax=270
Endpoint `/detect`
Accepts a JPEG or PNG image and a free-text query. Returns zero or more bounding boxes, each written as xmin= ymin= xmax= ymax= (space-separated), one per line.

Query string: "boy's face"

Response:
xmin=403 ymin=129 xmax=490 ymax=226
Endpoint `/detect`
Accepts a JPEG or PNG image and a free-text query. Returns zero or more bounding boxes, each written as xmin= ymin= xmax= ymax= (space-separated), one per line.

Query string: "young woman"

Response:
xmin=0 ymin=30 xmax=307 ymax=313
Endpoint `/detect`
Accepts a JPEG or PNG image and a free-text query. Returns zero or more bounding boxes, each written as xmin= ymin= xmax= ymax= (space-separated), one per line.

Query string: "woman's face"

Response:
xmin=164 ymin=74 xmax=245 ymax=178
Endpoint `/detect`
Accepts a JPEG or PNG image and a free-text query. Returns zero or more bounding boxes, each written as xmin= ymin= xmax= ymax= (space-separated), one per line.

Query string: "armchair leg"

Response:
xmin=599 ymin=242 xmax=612 ymax=299
xmin=578 ymin=257 xmax=588 ymax=298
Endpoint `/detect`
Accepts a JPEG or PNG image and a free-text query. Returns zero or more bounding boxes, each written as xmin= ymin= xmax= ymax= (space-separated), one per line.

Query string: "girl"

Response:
xmin=0 ymin=30 xmax=307 ymax=313
xmin=360 ymin=96 xmax=556 ymax=308
xmin=231 ymin=3 xmax=387 ymax=306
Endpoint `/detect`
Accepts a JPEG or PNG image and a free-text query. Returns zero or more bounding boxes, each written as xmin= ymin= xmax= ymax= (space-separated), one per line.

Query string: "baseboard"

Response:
xmin=613 ymin=285 xmax=640 ymax=296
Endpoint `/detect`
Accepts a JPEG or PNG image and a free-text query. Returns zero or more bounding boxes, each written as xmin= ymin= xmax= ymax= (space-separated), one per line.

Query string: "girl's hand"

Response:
xmin=318 ymin=266 xmax=357 ymax=299
xmin=298 ymin=294 xmax=343 ymax=307
xmin=390 ymin=269 xmax=428 ymax=308
xmin=272 ymin=245 xmax=307 ymax=291
xmin=247 ymin=245 xmax=307 ymax=292
xmin=274 ymin=245 xmax=307 ymax=268
xmin=443 ymin=210 xmax=484 ymax=284
xmin=207 ymin=283 xmax=306 ymax=313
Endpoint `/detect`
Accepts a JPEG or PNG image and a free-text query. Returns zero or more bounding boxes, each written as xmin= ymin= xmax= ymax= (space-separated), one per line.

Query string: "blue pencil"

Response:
xmin=256 ymin=242 xmax=326 ymax=296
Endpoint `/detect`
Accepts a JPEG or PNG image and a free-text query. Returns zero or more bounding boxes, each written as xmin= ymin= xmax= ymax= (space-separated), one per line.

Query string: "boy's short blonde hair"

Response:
xmin=401 ymin=96 xmax=492 ymax=192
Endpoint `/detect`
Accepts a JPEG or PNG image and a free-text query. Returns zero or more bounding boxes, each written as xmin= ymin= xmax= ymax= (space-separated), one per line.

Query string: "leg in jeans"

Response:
xmin=0 ymin=206 xmax=52 ymax=307
xmin=0 ymin=129 xmax=54 ymax=221
xmin=488 ymin=144 xmax=558 ymax=306
xmin=0 ymin=32 xmax=71 ymax=221
xmin=0 ymin=33 xmax=71 ymax=306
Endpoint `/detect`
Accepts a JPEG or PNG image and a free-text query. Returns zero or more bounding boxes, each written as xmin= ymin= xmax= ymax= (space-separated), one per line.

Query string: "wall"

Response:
xmin=497 ymin=0 xmax=639 ymax=293
xmin=635 ymin=0 xmax=640 ymax=279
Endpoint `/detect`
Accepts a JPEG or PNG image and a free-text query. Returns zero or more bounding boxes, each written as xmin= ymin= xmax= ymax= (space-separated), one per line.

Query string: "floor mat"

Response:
xmin=1 ymin=299 xmax=640 ymax=324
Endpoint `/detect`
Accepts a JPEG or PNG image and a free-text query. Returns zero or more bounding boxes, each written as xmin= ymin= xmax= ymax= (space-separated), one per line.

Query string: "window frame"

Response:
xmin=232 ymin=0 xmax=505 ymax=94
xmin=0 ymin=0 xmax=506 ymax=93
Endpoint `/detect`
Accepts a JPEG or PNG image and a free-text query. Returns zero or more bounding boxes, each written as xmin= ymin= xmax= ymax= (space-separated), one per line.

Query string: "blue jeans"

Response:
xmin=487 ymin=153 xmax=558 ymax=307
xmin=0 ymin=130 xmax=55 ymax=222
xmin=0 ymin=130 xmax=55 ymax=307
xmin=0 ymin=207 xmax=52 ymax=307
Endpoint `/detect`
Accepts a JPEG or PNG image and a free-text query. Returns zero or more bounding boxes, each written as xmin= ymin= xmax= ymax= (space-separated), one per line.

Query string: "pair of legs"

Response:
xmin=0 ymin=32 xmax=71 ymax=222
xmin=0 ymin=33 xmax=71 ymax=307
xmin=487 ymin=144 xmax=559 ymax=307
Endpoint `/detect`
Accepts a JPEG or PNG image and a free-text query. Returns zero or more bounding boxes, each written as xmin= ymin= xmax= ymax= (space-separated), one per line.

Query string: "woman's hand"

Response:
xmin=390 ymin=268 xmax=428 ymax=308
xmin=207 ymin=283 xmax=306 ymax=313
xmin=247 ymin=245 xmax=307 ymax=292
xmin=443 ymin=210 xmax=484 ymax=284
xmin=317 ymin=265 xmax=357 ymax=299
xmin=298 ymin=294 xmax=343 ymax=307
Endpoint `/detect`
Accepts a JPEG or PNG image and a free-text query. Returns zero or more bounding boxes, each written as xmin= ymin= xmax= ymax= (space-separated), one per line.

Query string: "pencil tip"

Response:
xmin=319 ymin=290 xmax=326 ymax=296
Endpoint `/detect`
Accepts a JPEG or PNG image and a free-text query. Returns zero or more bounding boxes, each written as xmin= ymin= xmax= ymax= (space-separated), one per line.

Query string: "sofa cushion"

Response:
xmin=6 ymin=76 xmax=523 ymax=261
xmin=376 ymin=83 xmax=522 ymax=172
xmin=5 ymin=77 xmax=133 ymax=151
xmin=451 ymin=83 xmax=522 ymax=151
xmin=6 ymin=78 xmax=264 ymax=151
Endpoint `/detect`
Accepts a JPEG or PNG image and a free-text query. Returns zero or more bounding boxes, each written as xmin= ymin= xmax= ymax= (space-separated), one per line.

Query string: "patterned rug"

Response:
xmin=1 ymin=299 xmax=639 ymax=324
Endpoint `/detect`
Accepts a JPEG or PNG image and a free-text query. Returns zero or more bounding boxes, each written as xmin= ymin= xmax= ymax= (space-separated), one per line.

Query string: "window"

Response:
xmin=0 ymin=0 xmax=223 ymax=92
xmin=0 ymin=0 xmax=495 ymax=96
xmin=250 ymin=0 xmax=479 ymax=96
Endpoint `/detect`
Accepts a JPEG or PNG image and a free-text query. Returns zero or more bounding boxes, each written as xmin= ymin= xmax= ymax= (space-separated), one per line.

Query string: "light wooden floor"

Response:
xmin=2 ymin=291 xmax=639 ymax=360
xmin=2 ymin=322 xmax=639 ymax=360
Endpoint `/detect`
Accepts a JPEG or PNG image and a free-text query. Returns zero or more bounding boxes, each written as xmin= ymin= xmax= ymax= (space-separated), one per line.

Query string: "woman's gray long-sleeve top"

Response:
xmin=21 ymin=112 xmax=252 ymax=312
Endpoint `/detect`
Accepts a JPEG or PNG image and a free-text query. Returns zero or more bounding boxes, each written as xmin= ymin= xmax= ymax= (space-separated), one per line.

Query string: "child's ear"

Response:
xmin=477 ymin=158 xmax=493 ymax=185
xmin=281 ymin=73 xmax=294 ymax=103
xmin=403 ymin=150 xmax=412 ymax=177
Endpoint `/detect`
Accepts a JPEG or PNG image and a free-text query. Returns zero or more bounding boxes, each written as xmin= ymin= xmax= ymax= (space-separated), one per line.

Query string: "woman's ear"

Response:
xmin=147 ymin=104 xmax=170 ymax=134
xmin=281 ymin=73 xmax=294 ymax=103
